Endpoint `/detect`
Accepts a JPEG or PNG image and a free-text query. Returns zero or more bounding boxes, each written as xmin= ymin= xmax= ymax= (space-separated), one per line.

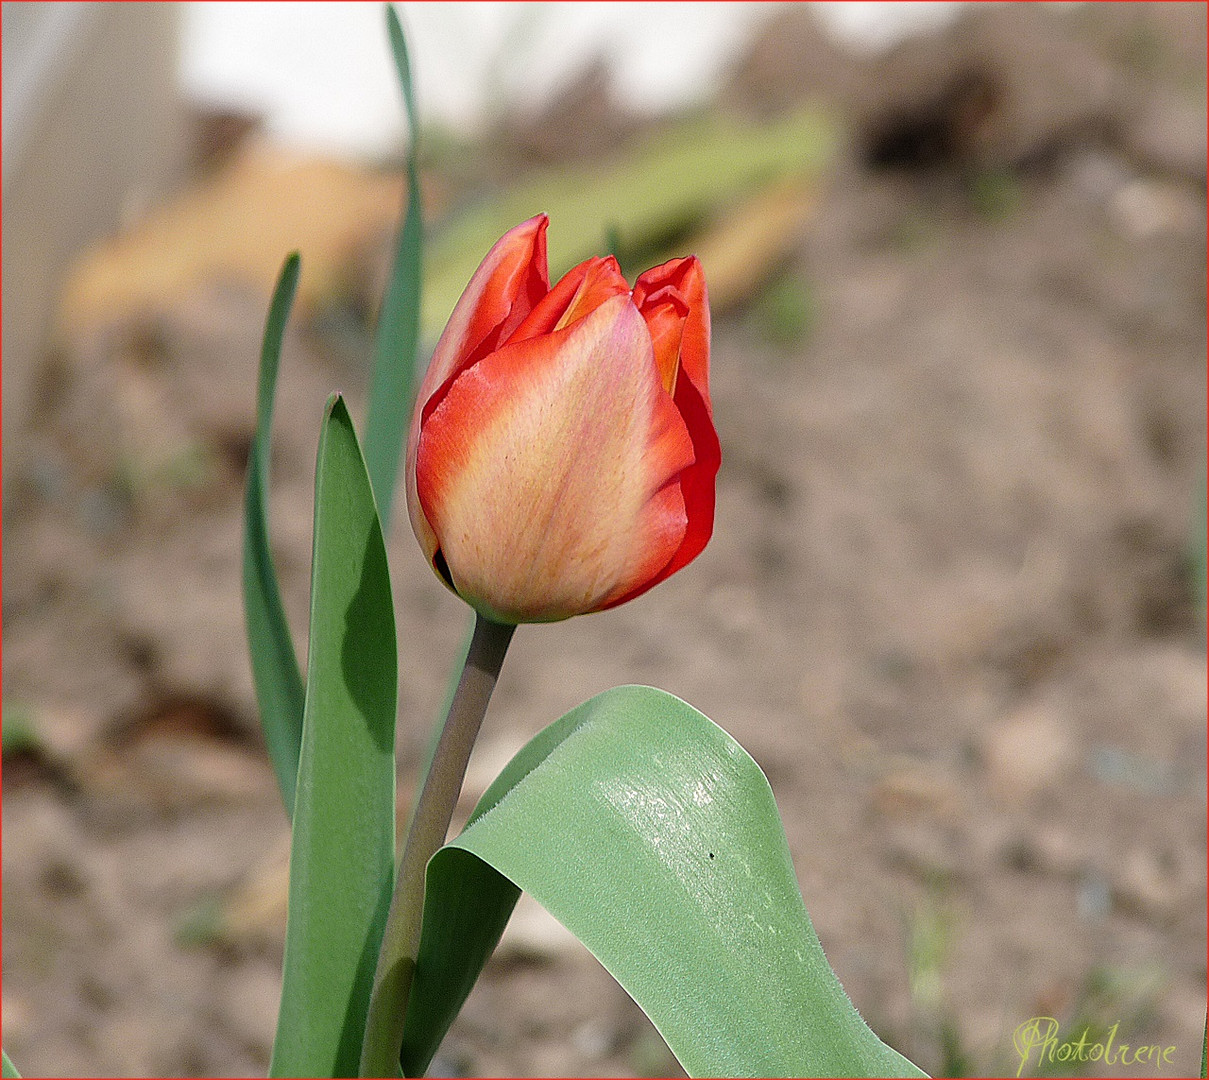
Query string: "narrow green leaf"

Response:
xmin=1199 ymin=1009 xmax=1206 ymax=1080
xmin=402 ymin=687 xmax=925 ymax=1079
xmin=364 ymin=4 xmax=423 ymax=532
xmin=603 ymin=222 xmax=623 ymax=262
xmin=271 ymin=395 xmax=397 ymax=1078
xmin=2 ymin=1049 xmax=21 ymax=1078
xmin=1191 ymin=471 xmax=1206 ymax=624
xmin=243 ymin=252 xmax=306 ymax=815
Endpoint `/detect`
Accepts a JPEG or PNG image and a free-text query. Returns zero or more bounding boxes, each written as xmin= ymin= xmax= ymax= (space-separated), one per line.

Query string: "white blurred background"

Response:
xmin=180 ymin=1 xmax=964 ymax=155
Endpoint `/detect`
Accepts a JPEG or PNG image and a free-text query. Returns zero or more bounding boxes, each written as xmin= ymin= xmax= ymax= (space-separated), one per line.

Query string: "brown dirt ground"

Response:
xmin=3 ymin=5 xmax=1206 ymax=1077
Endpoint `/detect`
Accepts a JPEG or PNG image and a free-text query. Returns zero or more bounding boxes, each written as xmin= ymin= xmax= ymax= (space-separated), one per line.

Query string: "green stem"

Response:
xmin=360 ymin=612 xmax=515 ymax=1078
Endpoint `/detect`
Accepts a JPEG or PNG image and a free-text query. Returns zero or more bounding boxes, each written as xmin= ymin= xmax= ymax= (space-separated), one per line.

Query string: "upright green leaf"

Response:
xmin=402 ymin=687 xmax=924 ymax=1079
xmin=364 ymin=4 xmax=423 ymax=531
xmin=243 ymin=252 xmax=306 ymax=815
xmin=271 ymin=396 xmax=397 ymax=1078
xmin=2 ymin=1049 xmax=21 ymax=1078
xmin=1191 ymin=471 xmax=1206 ymax=624
xmin=1200 ymin=1010 xmax=1206 ymax=1080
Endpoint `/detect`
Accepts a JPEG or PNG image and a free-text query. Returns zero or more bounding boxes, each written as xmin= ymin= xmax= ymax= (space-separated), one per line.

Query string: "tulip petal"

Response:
xmin=509 ymin=256 xmax=630 ymax=344
xmin=624 ymin=256 xmax=719 ymax=600
xmin=634 ymin=256 xmax=711 ymax=409
xmin=653 ymin=371 xmax=721 ymax=584
xmin=407 ymin=214 xmax=550 ymax=566
xmin=600 ymin=380 xmax=718 ymax=609
xmin=425 ymin=214 xmax=550 ymax=397
xmin=416 ymin=295 xmax=695 ymax=622
xmin=637 ymin=284 xmax=689 ymax=396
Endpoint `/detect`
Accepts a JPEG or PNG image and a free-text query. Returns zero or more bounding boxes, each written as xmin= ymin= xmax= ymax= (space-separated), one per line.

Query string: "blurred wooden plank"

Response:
xmin=58 ymin=145 xmax=404 ymax=332
xmin=57 ymin=105 xmax=835 ymax=344
xmin=689 ymin=178 xmax=817 ymax=311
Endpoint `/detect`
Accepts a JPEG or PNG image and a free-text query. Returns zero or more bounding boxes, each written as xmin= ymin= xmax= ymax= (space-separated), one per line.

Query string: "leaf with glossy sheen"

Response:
xmin=243 ymin=251 xmax=306 ymax=815
xmin=271 ymin=396 xmax=397 ymax=1078
xmin=402 ymin=686 xmax=925 ymax=1079
xmin=364 ymin=4 xmax=423 ymax=531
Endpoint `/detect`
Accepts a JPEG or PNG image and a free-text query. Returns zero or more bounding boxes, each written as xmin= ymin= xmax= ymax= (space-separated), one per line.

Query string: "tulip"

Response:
xmin=405 ymin=213 xmax=720 ymax=624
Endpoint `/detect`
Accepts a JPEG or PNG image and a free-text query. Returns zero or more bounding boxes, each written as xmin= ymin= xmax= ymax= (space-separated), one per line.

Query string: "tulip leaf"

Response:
xmin=401 ymin=686 xmax=925 ymax=1079
xmin=271 ymin=395 xmax=397 ymax=1078
xmin=2 ymin=1049 xmax=21 ymax=1078
xmin=364 ymin=4 xmax=423 ymax=532
xmin=243 ymin=251 xmax=306 ymax=816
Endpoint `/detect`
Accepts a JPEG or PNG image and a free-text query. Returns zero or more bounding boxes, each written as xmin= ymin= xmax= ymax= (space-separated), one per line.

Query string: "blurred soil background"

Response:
xmin=3 ymin=3 xmax=1206 ymax=1076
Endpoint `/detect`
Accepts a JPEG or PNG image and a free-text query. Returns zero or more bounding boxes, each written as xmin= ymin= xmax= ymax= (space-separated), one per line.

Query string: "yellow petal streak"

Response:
xmin=417 ymin=296 xmax=693 ymax=622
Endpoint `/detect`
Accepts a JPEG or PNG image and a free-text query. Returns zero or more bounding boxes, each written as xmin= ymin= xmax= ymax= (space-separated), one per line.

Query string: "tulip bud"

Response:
xmin=406 ymin=214 xmax=720 ymax=624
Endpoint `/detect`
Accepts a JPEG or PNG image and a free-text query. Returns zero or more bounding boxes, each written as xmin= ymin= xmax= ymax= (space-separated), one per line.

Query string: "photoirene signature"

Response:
xmin=1012 ymin=1017 xmax=1177 ymax=1076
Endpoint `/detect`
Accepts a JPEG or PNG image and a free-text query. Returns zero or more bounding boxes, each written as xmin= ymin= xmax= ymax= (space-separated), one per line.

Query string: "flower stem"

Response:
xmin=360 ymin=612 xmax=515 ymax=1078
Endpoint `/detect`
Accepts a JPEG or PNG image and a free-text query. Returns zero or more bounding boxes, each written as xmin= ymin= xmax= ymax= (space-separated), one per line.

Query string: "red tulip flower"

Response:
xmin=405 ymin=214 xmax=720 ymax=624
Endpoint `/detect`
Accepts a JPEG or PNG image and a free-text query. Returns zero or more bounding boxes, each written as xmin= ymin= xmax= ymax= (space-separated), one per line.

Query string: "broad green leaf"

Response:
xmin=243 ymin=252 xmax=306 ymax=815
xmin=2 ymin=1049 xmax=20 ymax=1078
xmin=271 ymin=396 xmax=397 ymax=1078
xmin=364 ymin=4 xmax=423 ymax=532
xmin=402 ymin=686 xmax=925 ymax=1079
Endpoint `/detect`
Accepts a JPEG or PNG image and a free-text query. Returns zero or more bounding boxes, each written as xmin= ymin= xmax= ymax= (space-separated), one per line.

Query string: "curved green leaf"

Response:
xmin=271 ymin=396 xmax=397 ymax=1078
xmin=402 ymin=686 xmax=924 ymax=1079
xmin=243 ymin=251 xmax=306 ymax=815
xmin=364 ymin=4 xmax=423 ymax=531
